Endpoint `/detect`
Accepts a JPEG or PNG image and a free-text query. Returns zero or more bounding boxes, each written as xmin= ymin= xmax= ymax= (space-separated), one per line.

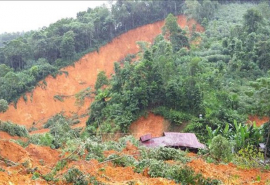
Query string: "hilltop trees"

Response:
xmin=60 ymin=31 xmax=76 ymax=60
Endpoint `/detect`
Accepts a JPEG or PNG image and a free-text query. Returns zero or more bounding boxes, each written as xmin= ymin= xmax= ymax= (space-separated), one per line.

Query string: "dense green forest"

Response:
xmin=1 ymin=0 xmax=270 ymax=163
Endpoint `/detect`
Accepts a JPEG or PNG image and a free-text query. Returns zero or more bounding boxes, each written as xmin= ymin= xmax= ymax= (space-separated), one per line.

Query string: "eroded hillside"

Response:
xmin=0 ymin=15 xmax=203 ymax=130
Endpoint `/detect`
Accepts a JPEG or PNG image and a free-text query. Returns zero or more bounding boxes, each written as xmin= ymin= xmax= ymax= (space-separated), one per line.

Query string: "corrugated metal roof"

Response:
xmin=140 ymin=132 xmax=205 ymax=149
xmin=140 ymin=134 xmax=152 ymax=142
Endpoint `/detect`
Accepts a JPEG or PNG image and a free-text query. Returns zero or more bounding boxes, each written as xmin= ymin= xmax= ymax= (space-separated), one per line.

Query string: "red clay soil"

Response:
xmin=26 ymin=144 xmax=60 ymax=166
xmin=0 ymin=15 xmax=204 ymax=131
xmin=61 ymin=144 xmax=177 ymax=185
xmin=0 ymin=140 xmax=56 ymax=185
xmin=248 ymin=115 xmax=269 ymax=127
xmin=129 ymin=113 xmax=169 ymax=139
xmin=0 ymin=137 xmax=269 ymax=184
xmin=95 ymin=166 xmax=177 ymax=185
xmin=188 ymin=157 xmax=270 ymax=185
xmin=0 ymin=131 xmax=28 ymax=142
xmin=0 ymin=140 xmax=29 ymax=163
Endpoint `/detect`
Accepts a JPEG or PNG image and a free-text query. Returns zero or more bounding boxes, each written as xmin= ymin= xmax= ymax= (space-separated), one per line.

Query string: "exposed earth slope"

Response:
xmin=0 ymin=15 xmax=203 ymax=130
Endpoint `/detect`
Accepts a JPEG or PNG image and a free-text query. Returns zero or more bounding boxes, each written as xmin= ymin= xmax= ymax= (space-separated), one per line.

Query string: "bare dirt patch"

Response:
xmin=188 ymin=158 xmax=270 ymax=185
xmin=248 ymin=115 xmax=269 ymax=127
xmin=129 ymin=113 xmax=169 ymax=139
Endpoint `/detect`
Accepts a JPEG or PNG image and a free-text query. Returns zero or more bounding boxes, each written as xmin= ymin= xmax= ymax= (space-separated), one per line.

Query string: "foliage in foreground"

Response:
xmin=209 ymin=135 xmax=232 ymax=162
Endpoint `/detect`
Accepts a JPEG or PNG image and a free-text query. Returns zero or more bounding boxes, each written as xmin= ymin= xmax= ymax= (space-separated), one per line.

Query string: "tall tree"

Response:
xmin=60 ymin=31 xmax=76 ymax=60
xmin=3 ymin=39 xmax=31 ymax=70
xmin=162 ymin=14 xmax=189 ymax=52
xmin=243 ymin=8 xmax=263 ymax=33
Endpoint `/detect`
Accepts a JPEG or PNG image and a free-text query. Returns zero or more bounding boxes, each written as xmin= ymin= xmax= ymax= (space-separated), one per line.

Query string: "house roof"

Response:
xmin=140 ymin=132 xmax=206 ymax=149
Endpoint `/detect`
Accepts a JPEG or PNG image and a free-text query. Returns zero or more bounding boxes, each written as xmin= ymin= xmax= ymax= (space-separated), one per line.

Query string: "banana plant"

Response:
xmin=233 ymin=120 xmax=262 ymax=151
xmin=206 ymin=122 xmax=230 ymax=145
xmin=206 ymin=120 xmax=262 ymax=151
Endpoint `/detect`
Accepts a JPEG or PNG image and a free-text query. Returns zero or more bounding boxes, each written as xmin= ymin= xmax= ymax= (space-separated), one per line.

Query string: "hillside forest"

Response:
xmin=1 ymin=0 xmax=270 ymax=184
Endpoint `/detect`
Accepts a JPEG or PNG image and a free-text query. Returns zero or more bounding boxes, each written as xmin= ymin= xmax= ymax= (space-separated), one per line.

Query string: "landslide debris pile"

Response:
xmin=1 ymin=133 xmax=270 ymax=185
xmin=0 ymin=135 xmax=217 ymax=185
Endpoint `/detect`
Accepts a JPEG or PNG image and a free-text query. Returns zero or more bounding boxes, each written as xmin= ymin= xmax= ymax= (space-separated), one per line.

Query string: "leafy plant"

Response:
xmin=75 ymin=87 xmax=92 ymax=106
xmin=0 ymin=99 xmax=8 ymax=113
xmin=233 ymin=144 xmax=264 ymax=169
xmin=0 ymin=121 xmax=29 ymax=137
xmin=106 ymin=154 xmax=136 ymax=167
xmin=136 ymin=159 xmax=220 ymax=184
xmin=64 ymin=168 xmax=88 ymax=185
xmin=32 ymin=172 xmax=40 ymax=180
xmin=140 ymin=147 xmax=189 ymax=162
xmin=209 ymin=135 xmax=232 ymax=162
xmin=152 ymin=106 xmax=193 ymax=125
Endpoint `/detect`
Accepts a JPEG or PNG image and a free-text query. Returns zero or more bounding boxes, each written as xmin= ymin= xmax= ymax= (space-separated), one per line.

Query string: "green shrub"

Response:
xmin=85 ymin=139 xmax=105 ymax=162
xmin=42 ymin=172 xmax=56 ymax=182
xmin=210 ymin=135 xmax=232 ymax=162
xmin=0 ymin=121 xmax=29 ymax=137
xmin=10 ymin=139 xmax=29 ymax=147
xmin=152 ymin=106 xmax=193 ymax=125
xmin=75 ymin=87 xmax=92 ymax=106
xmin=32 ymin=172 xmax=40 ymax=180
xmin=118 ymin=135 xmax=140 ymax=148
xmin=233 ymin=145 xmax=264 ymax=169
xmin=135 ymin=159 xmax=220 ymax=184
xmin=64 ymin=168 xmax=88 ymax=185
xmin=105 ymin=154 xmax=136 ymax=167
xmin=55 ymin=160 xmax=67 ymax=172
xmin=140 ymin=147 xmax=189 ymax=162
xmin=0 ymin=99 xmax=8 ymax=113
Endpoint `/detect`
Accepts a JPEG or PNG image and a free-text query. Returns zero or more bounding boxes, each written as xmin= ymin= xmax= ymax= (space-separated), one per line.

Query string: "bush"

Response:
xmin=210 ymin=135 xmax=232 ymax=162
xmin=233 ymin=145 xmax=264 ymax=169
xmin=0 ymin=121 xmax=29 ymax=137
xmin=105 ymin=154 xmax=136 ymax=167
xmin=64 ymin=168 xmax=88 ymax=185
xmin=85 ymin=139 xmax=105 ymax=162
xmin=140 ymin=147 xmax=189 ymax=162
xmin=0 ymin=99 xmax=8 ymax=113
xmin=152 ymin=106 xmax=193 ymax=125
xmin=135 ymin=159 xmax=220 ymax=184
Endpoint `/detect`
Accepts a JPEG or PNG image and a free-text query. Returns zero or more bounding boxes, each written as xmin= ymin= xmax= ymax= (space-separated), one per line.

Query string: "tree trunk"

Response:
xmin=265 ymin=123 xmax=270 ymax=163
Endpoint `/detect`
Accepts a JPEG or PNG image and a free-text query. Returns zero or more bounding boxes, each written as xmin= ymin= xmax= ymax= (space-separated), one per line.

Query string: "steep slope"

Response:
xmin=0 ymin=15 xmax=204 ymax=129
xmin=129 ymin=113 xmax=169 ymax=139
